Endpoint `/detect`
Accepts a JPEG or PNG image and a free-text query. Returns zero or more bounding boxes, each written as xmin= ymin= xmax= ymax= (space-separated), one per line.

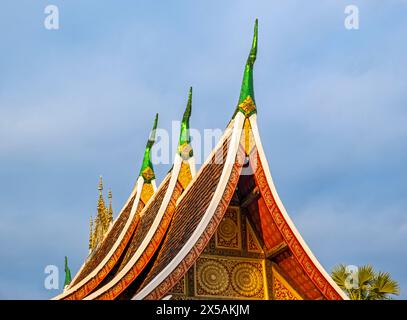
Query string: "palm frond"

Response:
xmin=331 ymin=264 xmax=400 ymax=300
xmin=331 ymin=264 xmax=349 ymax=291
xmin=369 ymin=271 xmax=400 ymax=300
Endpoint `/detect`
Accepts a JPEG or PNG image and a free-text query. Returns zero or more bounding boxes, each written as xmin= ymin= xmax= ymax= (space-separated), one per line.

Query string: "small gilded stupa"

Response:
xmin=88 ymin=176 xmax=114 ymax=252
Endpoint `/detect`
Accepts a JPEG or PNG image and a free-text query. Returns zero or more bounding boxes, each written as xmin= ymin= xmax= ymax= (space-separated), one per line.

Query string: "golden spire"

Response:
xmin=93 ymin=213 xmax=103 ymax=247
xmin=98 ymin=175 xmax=103 ymax=194
xmin=89 ymin=216 xmax=94 ymax=251
xmin=108 ymin=189 xmax=113 ymax=225
xmin=97 ymin=175 xmax=108 ymax=231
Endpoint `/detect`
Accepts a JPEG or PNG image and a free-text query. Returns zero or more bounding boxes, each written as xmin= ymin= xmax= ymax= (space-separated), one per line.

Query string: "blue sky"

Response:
xmin=0 ymin=0 xmax=406 ymax=299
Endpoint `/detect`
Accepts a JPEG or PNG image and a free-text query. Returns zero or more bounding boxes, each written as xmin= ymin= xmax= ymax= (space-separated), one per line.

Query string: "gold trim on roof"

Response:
xmin=140 ymin=183 xmax=155 ymax=205
xmin=272 ymin=266 xmax=303 ymax=300
xmin=178 ymin=161 xmax=193 ymax=190
xmin=141 ymin=167 xmax=155 ymax=182
xmin=239 ymin=96 xmax=256 ymax=117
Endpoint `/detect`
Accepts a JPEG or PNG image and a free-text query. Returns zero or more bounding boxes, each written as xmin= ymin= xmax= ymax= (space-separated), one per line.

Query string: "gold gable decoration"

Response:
xmin=178 ymin=142 xmax=193 ymax=161
xmin=195 ymin=255 xmax=266 ymax=299
xmin=239 ymin=96 xmax=256 ymax=117
xmin=215 ymin=207 xmax=241 ymax=250
xmin=246 ymin=218 xmax=263 ymax=253
xmin=141 ymin=167 xmax=155 ymax=182
xmin=272 ymin=266 xmax=303 ymax=300
xmin=140 ymin=182 xmax=155 ymax=205
xmin=242 ymin=119 xmax=255 ymax=156
xmin=178 ymin=161 xmax=193 ymax=190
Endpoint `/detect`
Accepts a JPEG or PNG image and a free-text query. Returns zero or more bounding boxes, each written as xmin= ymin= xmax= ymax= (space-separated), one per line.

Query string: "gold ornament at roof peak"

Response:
xmin=239 ymin=96 xmax=256 ymax=116
xmin=141 ymin=166 xmax=155 ymax=182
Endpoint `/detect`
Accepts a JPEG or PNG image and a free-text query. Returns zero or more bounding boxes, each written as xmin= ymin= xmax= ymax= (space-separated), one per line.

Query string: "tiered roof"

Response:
xmin=131 ymin=19 xmax=347 ymax=300
xmin=55 ymin=20 xmax=347 ymax=300
xmin=53 ymin=115 xmax=159 ymax=300
xmin=85 ymin=88 xmax=196 ymax=300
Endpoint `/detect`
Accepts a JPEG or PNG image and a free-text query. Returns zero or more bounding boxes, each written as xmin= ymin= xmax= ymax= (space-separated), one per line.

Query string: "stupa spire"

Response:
xmin=96 ymin=176 xmax=108 ymax=231
xmin=108 ymin=189 xmax=113 ymax=224
xmin=88 ymin=216 xmax=94 ymax=251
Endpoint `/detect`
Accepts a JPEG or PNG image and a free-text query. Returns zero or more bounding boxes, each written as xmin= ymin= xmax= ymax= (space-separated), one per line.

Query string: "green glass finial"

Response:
xmin=178 ymin=87 xmax=194 ymax=160
xmin=234 ymin=19 xmax=258 ymax=117
xmin=64 ymin=256 xmax=72 ymax=287
xmin=139 ymin=113 xmax=158 ymax=183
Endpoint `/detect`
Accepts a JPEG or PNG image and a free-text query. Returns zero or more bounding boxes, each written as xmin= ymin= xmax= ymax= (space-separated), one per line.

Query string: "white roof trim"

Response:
xmin=132 ymin=112 xmax=245 ymax=300
xmin=175 ymin=123 xmax=234 ymax=207
xmin=85 ymin=155 xmax=183 ymax=299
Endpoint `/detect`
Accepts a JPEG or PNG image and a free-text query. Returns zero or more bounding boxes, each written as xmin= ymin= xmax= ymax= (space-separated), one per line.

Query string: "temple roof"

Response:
xmin=83 ymin=88 xmax=197 ymax=300
xmin=130 ymin=20 xmax=347 ymax=301
xmin=53 ymin=115 xmax=160 ymax=300
xmin=55 ymin=20 xmax=346 ymax=301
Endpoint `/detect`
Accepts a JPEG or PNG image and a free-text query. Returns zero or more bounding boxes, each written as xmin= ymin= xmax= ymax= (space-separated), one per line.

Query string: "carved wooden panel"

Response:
xmin=194 ymin=255 xmax=266 ymax=299
xmin=246 ymin=218 xmax=262 ymax=253
xmin=215 ymin=207 xmax=241 ymax=250
xmin=272 ymin=265 xmax=303 ymax=300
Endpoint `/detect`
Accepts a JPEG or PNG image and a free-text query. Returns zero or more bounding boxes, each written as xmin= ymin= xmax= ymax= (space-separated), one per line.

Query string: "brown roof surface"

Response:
xmin=71 ymin=193 xmax=136 ymax=286
xmin=116 ymin=175 xmax=171 ymax=272
xmin=137 ymin=135 xmax=230 ymax=293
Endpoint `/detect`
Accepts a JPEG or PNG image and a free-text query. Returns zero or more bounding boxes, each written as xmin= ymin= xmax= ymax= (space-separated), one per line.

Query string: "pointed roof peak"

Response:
xmin=180 ymin=87 xmax=192 ymax=141
xmin=183 ymin=87 xmax=192 ymax=123
xmin=178 ymin=87 xmax=194 ymax=160
xmin=248 ymin=18 xmax=258 ymax=67
xmin=147 ymin=113 xmax=159 ymax=147
xmin=64 ymin=256 xmax=72 ymax=287
xmin=235 ymin=19 xmax=258 ymax=118
xmin=139 ymin=114 xmax=158 ymax=182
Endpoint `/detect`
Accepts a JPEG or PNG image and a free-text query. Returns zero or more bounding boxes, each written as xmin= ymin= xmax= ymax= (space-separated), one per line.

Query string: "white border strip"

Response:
xmin=175 ymin=122 xmax=235 ymax=207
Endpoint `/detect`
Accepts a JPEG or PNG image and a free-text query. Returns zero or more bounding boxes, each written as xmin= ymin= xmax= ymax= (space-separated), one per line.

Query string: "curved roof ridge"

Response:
xmin=85 ymin=89 xmax=198 ymax=300
xmin=133 ymin=112 xmax=246 ymax=300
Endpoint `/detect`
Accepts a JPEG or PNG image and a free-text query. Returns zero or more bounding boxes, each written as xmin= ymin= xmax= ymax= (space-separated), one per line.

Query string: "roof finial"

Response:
xmin=178 ymin=87 xmax=194 ymax=160
xmin=89 ymin=216 xmax=94 ymax=251
xmin=64 ymin=256 xmax=72 ymax=288
xmin=98 ymin=175 xmax=103 ymax=195
xmin=96 ymin=176 xmax=108 ymax=232
xmin=139 ymin=114 xmax=158 ymax=183
xmin=234 ymin=19 xmax=258 ymax=117
xmin=108 ymin=189 xmax=113 ymax=224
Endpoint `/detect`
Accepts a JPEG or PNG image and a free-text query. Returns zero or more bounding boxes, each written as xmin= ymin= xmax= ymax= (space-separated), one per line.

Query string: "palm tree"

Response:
xmin=331 ymin=264 xmax=400 ymax=300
